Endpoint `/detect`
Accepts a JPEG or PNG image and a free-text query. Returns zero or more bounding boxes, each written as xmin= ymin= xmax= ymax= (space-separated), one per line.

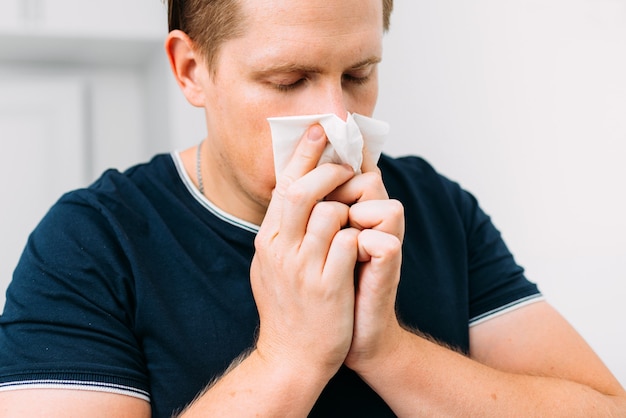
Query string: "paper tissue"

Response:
xmin=267 ymin=113 xmax=390 ymax=178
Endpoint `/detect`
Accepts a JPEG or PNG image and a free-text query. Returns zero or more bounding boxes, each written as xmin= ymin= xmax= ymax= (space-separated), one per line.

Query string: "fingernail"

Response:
xmin=308 ymin=124 xmax=324 ymax=142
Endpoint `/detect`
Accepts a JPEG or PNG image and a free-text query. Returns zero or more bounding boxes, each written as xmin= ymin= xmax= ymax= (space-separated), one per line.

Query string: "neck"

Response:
xmin=181 ymin=143 xmax=268 ymax=226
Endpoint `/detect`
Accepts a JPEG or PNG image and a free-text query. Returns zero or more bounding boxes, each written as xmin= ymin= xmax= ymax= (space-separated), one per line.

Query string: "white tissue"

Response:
xmin=267 ymin=113 xmax=390 ymax=177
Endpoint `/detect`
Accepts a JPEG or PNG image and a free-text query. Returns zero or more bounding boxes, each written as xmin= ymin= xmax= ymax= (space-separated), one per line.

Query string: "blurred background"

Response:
xmin=1 ymin=0 xmax=624 ymax=385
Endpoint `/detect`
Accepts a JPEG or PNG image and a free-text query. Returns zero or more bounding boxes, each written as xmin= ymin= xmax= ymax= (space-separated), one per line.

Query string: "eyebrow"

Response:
xmin=252 ymin=56 xmax=382 ymax=75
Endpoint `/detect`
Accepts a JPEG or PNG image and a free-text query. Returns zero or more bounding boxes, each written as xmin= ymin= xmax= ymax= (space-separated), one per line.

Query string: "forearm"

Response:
xmin=178 ymin=349 xmax=330 ymax=417
xmin=355 ymin=330 xmax=626 ymax=417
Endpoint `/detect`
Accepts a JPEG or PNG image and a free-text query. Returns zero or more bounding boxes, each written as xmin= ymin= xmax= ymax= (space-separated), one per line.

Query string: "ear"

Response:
xmin=165 ymin=30 xmax=207 ymax=107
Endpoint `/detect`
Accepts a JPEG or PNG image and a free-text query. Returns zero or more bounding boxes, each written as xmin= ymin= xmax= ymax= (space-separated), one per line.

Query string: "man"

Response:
xmin=1 ymin=0 xmax=624 ymax=416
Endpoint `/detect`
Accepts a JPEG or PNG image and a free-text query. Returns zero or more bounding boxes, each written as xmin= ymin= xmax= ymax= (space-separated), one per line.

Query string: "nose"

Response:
xmin=313 ymin=79 xmax=349 ymax=121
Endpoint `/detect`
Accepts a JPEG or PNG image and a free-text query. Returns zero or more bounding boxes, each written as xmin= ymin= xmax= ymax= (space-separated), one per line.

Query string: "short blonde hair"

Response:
xmin=168 ymin=0 xmax=393 ymax=71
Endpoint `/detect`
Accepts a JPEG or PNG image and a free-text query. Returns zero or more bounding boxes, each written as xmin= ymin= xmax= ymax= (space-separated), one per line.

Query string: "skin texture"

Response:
xmin=2 ymin=0 xmax=625 ymax=416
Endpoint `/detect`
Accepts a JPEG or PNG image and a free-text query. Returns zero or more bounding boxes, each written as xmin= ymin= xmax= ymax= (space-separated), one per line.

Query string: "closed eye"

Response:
xmin=274 ymin=78 xmax=308 ymax=92
xmin=342 ymin=64 xmax=376 ymax=87
xmin=343 ymin=73 xmax=372 ymax=86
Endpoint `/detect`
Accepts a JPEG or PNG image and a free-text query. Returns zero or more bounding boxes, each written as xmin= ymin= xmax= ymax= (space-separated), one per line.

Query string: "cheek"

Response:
xmin=229 ymin=115 xmax=277 ymax=183
xmin=234 ymin=94 xmax=291 ymax=175
xmin=351 ymin=82 xmax=379 ymax=116
xmin=210 ymin=84 xmax=275 ymax=159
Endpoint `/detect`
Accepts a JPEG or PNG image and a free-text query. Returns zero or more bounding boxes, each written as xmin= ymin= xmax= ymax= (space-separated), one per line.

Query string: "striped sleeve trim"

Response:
xmin=469 ymin=293 xmax=545 ymax=327
xmin=0 ymin=379 xmax=150 ymax=401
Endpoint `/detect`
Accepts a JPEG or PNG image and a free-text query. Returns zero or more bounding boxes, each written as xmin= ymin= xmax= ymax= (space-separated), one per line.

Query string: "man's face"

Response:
xmin=199 ymin=0 xmax=384 ymax=222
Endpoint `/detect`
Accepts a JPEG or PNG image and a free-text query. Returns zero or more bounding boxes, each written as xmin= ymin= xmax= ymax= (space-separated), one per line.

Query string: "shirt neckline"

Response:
xmin=171 ymin=151 xmax=260 ymax=234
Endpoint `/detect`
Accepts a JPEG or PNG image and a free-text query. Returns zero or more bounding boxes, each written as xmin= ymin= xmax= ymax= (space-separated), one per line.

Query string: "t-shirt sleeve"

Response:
xmin=0 ymin=192 xmax=150 ymax=400
xmin=446 ymin=177 xmax=543 ymax=325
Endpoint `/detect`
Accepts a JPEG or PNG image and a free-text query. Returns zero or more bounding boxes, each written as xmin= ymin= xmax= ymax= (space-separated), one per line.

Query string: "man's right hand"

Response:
xmin=250 ymin=124 xmax=359 ymax=380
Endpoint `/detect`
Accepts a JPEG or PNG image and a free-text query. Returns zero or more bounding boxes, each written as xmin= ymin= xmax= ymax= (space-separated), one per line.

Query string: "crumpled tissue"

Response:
xmin=267 ymin=113 xmax=390 ymax=178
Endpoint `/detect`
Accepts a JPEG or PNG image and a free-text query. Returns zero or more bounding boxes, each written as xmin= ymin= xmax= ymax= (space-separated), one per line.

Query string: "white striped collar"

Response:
xmin=171 ymin=151 xmax=260 ymax=234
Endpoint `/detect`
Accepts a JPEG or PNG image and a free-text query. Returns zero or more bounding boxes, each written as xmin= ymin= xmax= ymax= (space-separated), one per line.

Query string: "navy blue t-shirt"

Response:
xmin=0 ymin=153 xmax=541 ymax=417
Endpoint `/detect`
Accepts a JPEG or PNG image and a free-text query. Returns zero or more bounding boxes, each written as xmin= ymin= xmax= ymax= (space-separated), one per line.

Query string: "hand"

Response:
xmin=328 ymin=150 xmax=406 ymax=373
xmin=346 ymin=198 xmax=405 ymax=371
xmin=250 ymin=124 xmax=359 ymax=380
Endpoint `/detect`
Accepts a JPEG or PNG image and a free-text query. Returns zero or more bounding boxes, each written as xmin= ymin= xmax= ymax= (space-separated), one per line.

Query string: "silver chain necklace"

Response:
xmin=196 ymin=140 xmax=204 ymax=195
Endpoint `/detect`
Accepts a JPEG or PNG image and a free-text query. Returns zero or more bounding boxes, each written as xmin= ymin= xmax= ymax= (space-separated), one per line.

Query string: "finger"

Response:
xmin=354 ymin=229 xmax=402 ymax=319
xmin=273 ymin=124 xmax=327 ymax=200
xmin=322 ymin=227 xmax=360 ymax=289
xmin=261 ymin=125 xmax=324 ymax=228
xmin=261 ymin=124 xmax=335 ymax=239
xmin=360 ymin=142 xmax=382 ymax=175
xmin=276 ymin=164 xmax=354 ymax=245
xmin=349 ymin=199 xmax=405 ymax=241
xmin=325 ymin=171 xmax=389 ymax=204
xmin=300 ymin=201 xmax=350 ymax=258
xmin=356 ymin=229 xmax=402 ymax=269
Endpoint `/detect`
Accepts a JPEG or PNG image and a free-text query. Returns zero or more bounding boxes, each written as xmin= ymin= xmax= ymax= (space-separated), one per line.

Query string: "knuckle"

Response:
xmin=274 ymin=173 xmax=296 ymax=199
xmin=283 ymin=181 xmax=309 ymax=205
xmin=376 ymin=233 xmax=402 ymax=256
xmin=388 ymin=235 xmax=403 ymax=254
xmin=355 ymin=171 xmax=388 ymax=200
xmin=311 ymin=201 xmax=344 ymax=220
xmin=254 ymin=227 xmax=277 ymax=250
xmin=365 ymin=170 xmax=382 ymax=182
xmin=361 ymin=229 xmax=402 ymax=254
xmin=360 ymin=171 xmax=382 ymax=188
xmin=299 ymin=146 xmax=321 ymax=167
xmin=254 ymin=230 xmax=269 ymax=250
xmin=387 ymin=199 xmax=405 ymax=219
xmin=333 ymin=228 xmax=359 ymax=249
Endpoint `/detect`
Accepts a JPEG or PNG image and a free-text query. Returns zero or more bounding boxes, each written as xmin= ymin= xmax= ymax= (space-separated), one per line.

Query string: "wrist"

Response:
xmin=347 ymin=325 xmax=415 ymax=378
xmin=252 ymin=346 xmax=339 ymax=394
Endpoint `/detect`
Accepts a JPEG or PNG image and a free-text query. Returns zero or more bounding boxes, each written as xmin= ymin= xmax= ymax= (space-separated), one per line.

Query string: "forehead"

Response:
xmin=230 ymin=0 xmax=384 ymax=66
xmin=241 ymin=0 xmax=383 ymax=33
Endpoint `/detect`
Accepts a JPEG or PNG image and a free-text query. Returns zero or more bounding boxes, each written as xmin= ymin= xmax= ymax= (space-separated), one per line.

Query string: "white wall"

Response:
xmin=376 ymin=0 xmax=626 ymax=385
xmin=0 ymin=0 xmax=171 ymax=307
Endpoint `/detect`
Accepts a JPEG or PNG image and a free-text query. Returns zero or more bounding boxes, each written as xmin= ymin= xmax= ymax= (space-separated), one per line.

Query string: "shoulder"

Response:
xmin=379 ymin=154 xmax=464 ymax=196
xmin=50 ymin=153 xmax=176 ymax=223
xmin=378 ymin=154 xmax=475 ymax=222
xmin=79 ymin=153 xmax=176 ymax=204
xmin=22 ymin=154 xmax=178 ymax=268
xmin=378 ymin=153 xmax=439 ymax=182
